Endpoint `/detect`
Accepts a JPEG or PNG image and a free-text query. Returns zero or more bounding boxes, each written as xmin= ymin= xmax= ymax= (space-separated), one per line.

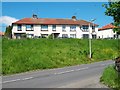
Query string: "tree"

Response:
xmin=103 ymin=0 xmax=120 ymax=34
xmin=103 ymin=0 xmax=120 ymax=56
xmin=5 ymin=25 xmax=12 ymax=38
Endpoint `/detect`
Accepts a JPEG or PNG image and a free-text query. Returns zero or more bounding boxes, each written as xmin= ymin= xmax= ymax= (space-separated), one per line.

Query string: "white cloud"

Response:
xmin=0 ymin=16 xmax=19 ymax=26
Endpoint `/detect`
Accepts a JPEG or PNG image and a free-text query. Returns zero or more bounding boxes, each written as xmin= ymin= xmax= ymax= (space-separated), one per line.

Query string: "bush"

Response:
xmin=48 ymin=34 xmax=53 ymax=39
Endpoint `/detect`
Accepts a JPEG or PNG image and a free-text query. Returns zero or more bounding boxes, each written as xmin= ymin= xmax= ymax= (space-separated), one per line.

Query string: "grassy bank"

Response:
xmin=2 ymin=38 xmax=119 ymax=75
xmin=100 ymin=66 xmax=120 ymax=90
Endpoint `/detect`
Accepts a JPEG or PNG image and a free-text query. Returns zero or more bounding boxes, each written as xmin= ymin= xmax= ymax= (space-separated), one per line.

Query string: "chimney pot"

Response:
xmin=32 ymin=14 xmax=38 ymax=19
xmin=72 ymin=16 xmax=77 ymax=21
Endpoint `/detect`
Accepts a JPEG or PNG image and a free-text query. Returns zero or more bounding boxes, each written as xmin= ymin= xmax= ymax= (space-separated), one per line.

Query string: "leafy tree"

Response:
xmin=5 ymin=25 xmax=12 ymax=38
xmin=103 ymin=0 xmax=120 ymax=34
xmin=103 ymin=0 xmax=120 ymax=56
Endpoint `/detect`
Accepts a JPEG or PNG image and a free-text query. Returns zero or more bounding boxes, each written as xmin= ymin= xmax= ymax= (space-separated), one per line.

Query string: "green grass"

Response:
xmin=100 ymin=66 xmax=120 ymax=90
xmin=2 ymin=38 xmax=119 ymax=75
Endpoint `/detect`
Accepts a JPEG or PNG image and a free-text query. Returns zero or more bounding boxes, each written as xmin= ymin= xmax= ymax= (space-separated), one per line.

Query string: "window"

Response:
xmin=62 ymin=34 xmax=68 ymax=38
xmin=27 ymin=34 xmax=34 ymax=38
xmin=83 ymin=34 xmax=89 ymax=39
xmin=92 ymin=26 xmax=95 ymax=32
xmin=82 ymin=25 xmax=89 ymax=32
xmin=92 ymin=26 xmax=95 ymax=29
xmin=41 ymin=34 xmax=48 ymax=38
xmin=26 ymin=25 xmax=33 ymax=31
xmin=17 ymin=25 xmax=22 ymax=31
xmin=62 ymin=25 xmax=66 ymax=32
xmin=70 ymin=34 xmax=76 ymax=38
xmin=52 ymin=25 xmax=56 ymax=31
xmin=41 ymin=25 xmax=48 ymax=31
xmin=70 ymin=25 xmax=76 ymax=31
xmin=92 ymin=35 xmax=96 ymax=39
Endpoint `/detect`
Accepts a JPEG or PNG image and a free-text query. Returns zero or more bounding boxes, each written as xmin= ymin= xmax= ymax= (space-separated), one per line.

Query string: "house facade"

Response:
xmin=12 ymin=15 xmax=99 ymax=39
xmin=98 ymin=23 xmax=117 ymax=39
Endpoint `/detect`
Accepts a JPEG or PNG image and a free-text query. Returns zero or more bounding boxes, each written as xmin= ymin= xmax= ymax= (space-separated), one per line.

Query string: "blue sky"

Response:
xmin=1 ymin=2 xmax=113 ymax=32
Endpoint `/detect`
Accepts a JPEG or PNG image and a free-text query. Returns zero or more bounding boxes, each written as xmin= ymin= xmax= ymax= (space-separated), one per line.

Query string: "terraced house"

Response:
xmin=12 ymin=15 xmax=99 ymax=39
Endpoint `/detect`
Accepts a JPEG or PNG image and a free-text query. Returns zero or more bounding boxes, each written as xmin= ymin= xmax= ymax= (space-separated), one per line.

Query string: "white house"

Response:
xmin=98 ymin=23 xmax=118 ymax=39
xmin=12 ymin=15 xmax=99 ymax=39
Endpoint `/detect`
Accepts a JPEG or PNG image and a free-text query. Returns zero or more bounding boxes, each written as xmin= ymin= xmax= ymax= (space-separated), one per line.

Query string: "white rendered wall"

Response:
xmin=12 ymin=24 xmax=98 ymax=39
xmin=97 ymin=29 xmax=116 ymax=38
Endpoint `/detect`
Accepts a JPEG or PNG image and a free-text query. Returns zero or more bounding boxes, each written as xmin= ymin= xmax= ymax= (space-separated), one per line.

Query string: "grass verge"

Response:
xmin=2 ymin=38 xmax=119 ymax=75
xmin=100 ymin=66 xmax=120 ymax=90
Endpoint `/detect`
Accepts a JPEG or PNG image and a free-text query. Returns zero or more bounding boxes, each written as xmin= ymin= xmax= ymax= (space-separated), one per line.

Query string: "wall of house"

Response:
xmin=12 ymin=24 xmax=98 ymax=39
xmin=97 ymin=29 xmax=116 ymax=38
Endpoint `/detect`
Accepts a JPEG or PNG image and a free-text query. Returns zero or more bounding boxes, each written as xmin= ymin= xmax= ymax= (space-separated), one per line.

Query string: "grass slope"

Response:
xmin=100 ymin=66 xmax=120 ymax=90
xmin=2 ymin=38 xmax=119 ymax=75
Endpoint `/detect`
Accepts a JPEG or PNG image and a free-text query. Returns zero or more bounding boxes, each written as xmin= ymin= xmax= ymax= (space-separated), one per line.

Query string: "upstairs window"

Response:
xmin=17 ymin=24 xmax=22 ymax=31
xmin=92 ymin=26 xmax=95 ymax=32
xmin=52 ymin=25 xmax=56 ymax=31
xmin=70 ymin=25 xmax=76 ymax=31
xmin=92 ymin=26 xmax=95 ymax=29
xmin=26 ymin=25 xmax=33 ymax=31
xmin=41 ymin=25 xmax=48 ymax=31
xmin=62 ymin=25 xmax=66 ymax=32
xmin=82 ymin=25 xmax=89 ymax=32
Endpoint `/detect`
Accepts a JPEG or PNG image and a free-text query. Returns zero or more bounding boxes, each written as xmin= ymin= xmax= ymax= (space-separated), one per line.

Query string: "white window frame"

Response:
xmin=62 ymin=25 xmax=66 ymax=32
xmin=52 ymin=25 xmax=56 ymax=31
xmin=82 ymin=25 xmax=89 ymax=32
xmin=41 ymin=25 xmax=48 ymax=31
xmin=17 ymin=24 xmax=22 ymax=31
xmin=70 ymin=25 xmax=76 ymax=31
xmin=26 ymin=25 xmax=33 ymax=31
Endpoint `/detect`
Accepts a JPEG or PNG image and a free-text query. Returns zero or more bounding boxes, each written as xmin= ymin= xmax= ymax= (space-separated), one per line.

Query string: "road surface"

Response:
xmin=2 ymin=60 xmax=114 ymax=88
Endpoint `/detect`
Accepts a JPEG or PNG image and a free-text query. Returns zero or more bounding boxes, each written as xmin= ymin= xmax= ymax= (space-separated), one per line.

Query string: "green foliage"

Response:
xmin=100 ymin=66 xmax=120 ymax=90
xmin=2 ymin=38 xmax=119 ymax=75
xmin=103 ymin=1 xmax=120 ymax=22
xmin=103 ymin=1 xmax=120 ymax=33
xmin=5 ymin=25 xmax=12 ymax=38
xmin=21 ymin=34 xmax=27 ymax=38
xmin=48 ymin=34 xmax=54 ymax=39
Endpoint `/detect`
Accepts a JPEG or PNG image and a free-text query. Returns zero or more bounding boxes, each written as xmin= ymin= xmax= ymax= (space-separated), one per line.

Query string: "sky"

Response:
xmin=1 ymin=2 xmax=113 ymax=32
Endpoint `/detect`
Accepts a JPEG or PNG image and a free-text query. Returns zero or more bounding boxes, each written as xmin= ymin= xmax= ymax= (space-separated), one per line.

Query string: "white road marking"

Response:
xmin=2 ymin=77 xmax=33 ymax=84
xmin=54 ymin=67 xmax=89 ymax=75
xmin=22 ymin=77 xmax=33 ymax=80
xmin=2 ymin=62 xmax=114 ymax=84
xmin=2 ymin=79 xmax=21 ymax=84
xmin=75 ymin=67 xmax=89 ymax=71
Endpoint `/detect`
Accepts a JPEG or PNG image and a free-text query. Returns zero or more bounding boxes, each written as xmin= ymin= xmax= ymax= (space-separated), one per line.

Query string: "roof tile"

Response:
xmin=13 ymin=18 xmax=98 ymax=26
xmin=98 ymin=24 xmax=115 ymax=31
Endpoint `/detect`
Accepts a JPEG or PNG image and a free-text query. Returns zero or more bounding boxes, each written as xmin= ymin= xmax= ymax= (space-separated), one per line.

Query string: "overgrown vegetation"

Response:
xmin=4 ymin=25 xmax=12 ymax=39
xmin=2 ymin=38 xmax=119 ymax=75
xmin=100 ymin=66 xmax=120 ymax=90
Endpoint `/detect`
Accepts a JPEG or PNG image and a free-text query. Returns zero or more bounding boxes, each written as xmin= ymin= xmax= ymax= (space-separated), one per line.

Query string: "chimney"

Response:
xmin=32 ymin=14 xmax=38 ymax=19
xmin=72 ymin=16 xmax=77 ymax=21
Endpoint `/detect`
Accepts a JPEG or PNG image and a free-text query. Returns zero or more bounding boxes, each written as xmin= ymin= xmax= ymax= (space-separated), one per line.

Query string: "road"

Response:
xmin=2 ymin=60 xmax=114 ymax=88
